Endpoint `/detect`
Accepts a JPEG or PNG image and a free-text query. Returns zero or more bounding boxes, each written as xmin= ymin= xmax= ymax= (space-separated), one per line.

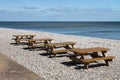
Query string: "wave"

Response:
xmin=88 ymin=30 xmax=120 ymax=33
xmin=63 ymin=30 xmax=120 ymax=34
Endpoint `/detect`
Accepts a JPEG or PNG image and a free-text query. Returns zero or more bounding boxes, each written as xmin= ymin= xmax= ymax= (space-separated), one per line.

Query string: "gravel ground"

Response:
xmin=0 ymin=28 xmax=120 ymax=80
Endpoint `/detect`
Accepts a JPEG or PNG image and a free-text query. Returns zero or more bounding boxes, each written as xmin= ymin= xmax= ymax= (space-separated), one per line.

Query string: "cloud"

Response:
xmin=0 ymin=8 xmax=120 ymax=21
xmin=41 ymin=7 xmax=80 ymax=13
xmin=0 ymin=10 xmax=14 ymax=15
xmin=39 ymin=7 xmax=79 ymax=16
xmin=39 ymin=7 xmax=116 ymax=16
xmin=21 ymin=6 xmax=39 ymax=10
xmin=43 ymin=7 xmax=72 ymax=12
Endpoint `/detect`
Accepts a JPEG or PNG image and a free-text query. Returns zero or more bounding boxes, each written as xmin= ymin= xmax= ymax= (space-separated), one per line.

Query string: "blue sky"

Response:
xmin=0 ymin=0 xmax=120 ymax=21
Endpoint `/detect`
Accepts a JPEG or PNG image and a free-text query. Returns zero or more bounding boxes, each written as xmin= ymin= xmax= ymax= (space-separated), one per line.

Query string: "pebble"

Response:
xmin=0 ymin=28 xmax=120 ymax=80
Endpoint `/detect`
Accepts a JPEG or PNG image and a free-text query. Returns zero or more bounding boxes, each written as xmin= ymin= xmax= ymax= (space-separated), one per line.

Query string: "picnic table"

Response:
xmin=46 ymin=42 xmax=76 ymax=57
xmin=28 ymin=38 xmax=53 ymax=50
xmin=13 ymin=35 xmax=36 ymax=44
xmin=69 ymin=47 xmax=115 ymax=69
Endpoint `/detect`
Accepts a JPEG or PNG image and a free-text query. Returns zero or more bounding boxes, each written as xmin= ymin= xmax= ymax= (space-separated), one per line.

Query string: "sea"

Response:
xmin=0 ymin=21 xmax=120 ymax=40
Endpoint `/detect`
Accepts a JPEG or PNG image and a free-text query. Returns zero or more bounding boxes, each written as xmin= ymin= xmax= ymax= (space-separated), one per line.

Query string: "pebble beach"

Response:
xmin=0 ymin=28 xmax=120 ymax=80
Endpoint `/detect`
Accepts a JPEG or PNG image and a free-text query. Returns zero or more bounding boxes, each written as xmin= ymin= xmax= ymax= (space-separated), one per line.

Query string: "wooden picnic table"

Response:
xmin=13 ymin=35 xmax=36 ymax=44
xmin=46 ymin=42 xmax=76 ymax=57
xmin=69 ymin=47 xmax=115 ymax=69
xmin=28 ymin=38 xmax=53 ymax=50
xmin=13 ymin=35 xmax=36 ymax=39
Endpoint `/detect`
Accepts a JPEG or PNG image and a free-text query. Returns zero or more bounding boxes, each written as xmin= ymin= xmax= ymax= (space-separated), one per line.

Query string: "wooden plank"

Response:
xmin=81 ymin=56 xmax=115 ymax=63
xmin=29 ymin=38 xmax=53 ymax=42
xmin=52 ymin=49 xmax=68 ymax=54
xmin=70 ymin=47 xmax=109 ymax=54
xmin=69 ymin=56 xmax=115 ymax=69
xmin=13 ymin=34 xmax=36 ymax=37
xmin=47 ymin=42 xmax=76 ymax=47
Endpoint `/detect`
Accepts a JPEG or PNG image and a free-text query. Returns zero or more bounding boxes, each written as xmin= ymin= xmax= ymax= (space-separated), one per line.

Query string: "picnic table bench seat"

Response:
xmin=81 ymin=56 xmax=115 ymax=63
xmin=14 ymin=39 xmax=29 ymax=45
xmin=16 ymin=39 xmax=29 ymax=42
xmin=32 ymin=44 xmax=45 ymax=49
xmin=46 ymin=42 xmax=76 ymax=57
xmin=13 ymin=34 xmax=36 ymax=44
xmin=47 ymin=42 xmax=75 ymax=47
xmin=51 ymin=49 xmax=69 ymax=57
xmin=52 ymin=49 xmax=69 ymax=53
xmin=28 ymin=38 xmax=53 ymax=50
xmin=69 ymin=55 xmax=115 ymax=69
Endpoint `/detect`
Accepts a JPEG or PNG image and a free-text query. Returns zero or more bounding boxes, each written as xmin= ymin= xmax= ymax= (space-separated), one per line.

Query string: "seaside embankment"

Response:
xmin=0 ymin=28 xmax=120 ymax=80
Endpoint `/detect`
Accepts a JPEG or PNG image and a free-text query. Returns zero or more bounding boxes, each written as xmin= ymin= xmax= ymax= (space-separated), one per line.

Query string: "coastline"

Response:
xmin=0 ymin=27 xmax=120 ymax=80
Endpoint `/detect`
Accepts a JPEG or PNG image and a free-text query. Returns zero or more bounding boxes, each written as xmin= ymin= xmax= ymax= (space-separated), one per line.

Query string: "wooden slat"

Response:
xmin=70 ymin=47 xmax=109 ymax=54
xmin=69 ymin=56 xmax=115 ymax=63
xmin=69 ymin=56 xmax=82 ymax=63
xmin=29 ymin=38 xmax=53 ymax=42
xmin=47 ymin=42 xmax=76 ymax=47
xmin=16 ymin=39 xmax=29 ymax=41
xmin=52 ymin=49 xmax=68 ymax=54
xmin=13 ymin=34 xmax=36 ymax=37
xmin=32 ymin=44 xmax=45 ymax=47
xmin=81 ymin=56 xmax=115 ymax=63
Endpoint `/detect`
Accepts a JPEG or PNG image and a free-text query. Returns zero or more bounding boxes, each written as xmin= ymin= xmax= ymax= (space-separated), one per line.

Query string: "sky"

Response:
xmin=0 ymin=0 xmax=120 ymax=21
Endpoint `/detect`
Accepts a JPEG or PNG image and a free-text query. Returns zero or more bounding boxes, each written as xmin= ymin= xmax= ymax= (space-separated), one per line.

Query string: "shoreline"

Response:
xmin=1 ymin=27 xmax=120 ymax=42
xmin=0 ymin=27 xmax=120 ymax=41
xmin=0 ymin=28 xmax=120 ymax=80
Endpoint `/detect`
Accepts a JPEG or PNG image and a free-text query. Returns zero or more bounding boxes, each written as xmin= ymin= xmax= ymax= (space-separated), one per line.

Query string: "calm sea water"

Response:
xmin=0 ymin=21 xmax=120 ymax=40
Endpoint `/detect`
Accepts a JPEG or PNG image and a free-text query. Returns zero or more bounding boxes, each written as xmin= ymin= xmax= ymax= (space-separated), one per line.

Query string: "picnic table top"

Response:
xmin=13 ymin=34 xmax=36 ymax=37
xmin=70 ymin=47 xmax=109 ymax=54
xmin=29 ymin=38 xmax=53 ymax=42
xmin=47 ymin=42 xmax=76 ymax=47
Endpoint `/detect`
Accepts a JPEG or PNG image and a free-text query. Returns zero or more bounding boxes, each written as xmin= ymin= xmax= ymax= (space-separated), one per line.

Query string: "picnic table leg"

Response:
xmin=48 ymin=47 xmax=55 ymax=57
xmin=28 ymin=41 xmax=30 ymax=48
xmin=102 ymin=51 xmax=112 ymax=66
xmin=71 ymin=44 xmax=74 ymax=48
xmin=15 ymin=37 xmax=20 ymax=44
xmin=44 ymin=41 xmax=48 ymax=45
xmin=16 ymin=39 xmax=20 ymax=45
xmin=102 ymin=51 xmax=107 ymax=57
xmin=69 ymin=44 xmax=74 ymax=49
xmin=64 ymin=45 xmax=70 ymax=49
xmin=53 ymin=54 xmax=56 ymax=57
xmin=69 ymin=54 xmax=77 ymax=63
xmin=26 ymin=36 xmax=30 ymax=39
xmin=49 ymin=41 xmax=52 ymax=44
xmin=81 ymin=54 xmax=90 ymax=69
xmin=15 ymin=37 xmax=17 ymax=44
xmin=81 ymin=54 xmax=85 ymax=60
xmin=32 ymin=46 xmax=35 ymax=50
xmin=105 ymin=60 xmax=109 ymax=66
xmin=46 ymin=47 xmax=50 ymax=53
xmin=90 ymin=52 xmax=100 ymax=58
xmin=85 ymin=63 xmax=89 ymax=69
xmin=27 ymin=36 xmax=30 ymax=39
xmin=26 ymin=36 xmax=33 ymax=39
xmin=64 ymin=45 xmax=73 ymax=50
xmin=20 ymin=36 xmax=23 ymax=39
xmin=30 ymin=36 xmax=34 ymax=39
xmin=46 ymin=46 xmax=52 ymax=54
xmin=17 ymin=36 xmax=22 ymax=45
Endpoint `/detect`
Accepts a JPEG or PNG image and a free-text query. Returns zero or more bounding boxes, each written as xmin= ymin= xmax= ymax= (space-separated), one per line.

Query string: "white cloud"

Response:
xmin=21 ymin=6 xmax=39 ymax=10
xmin=0 ymin=7 xmax=120 ymax=21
